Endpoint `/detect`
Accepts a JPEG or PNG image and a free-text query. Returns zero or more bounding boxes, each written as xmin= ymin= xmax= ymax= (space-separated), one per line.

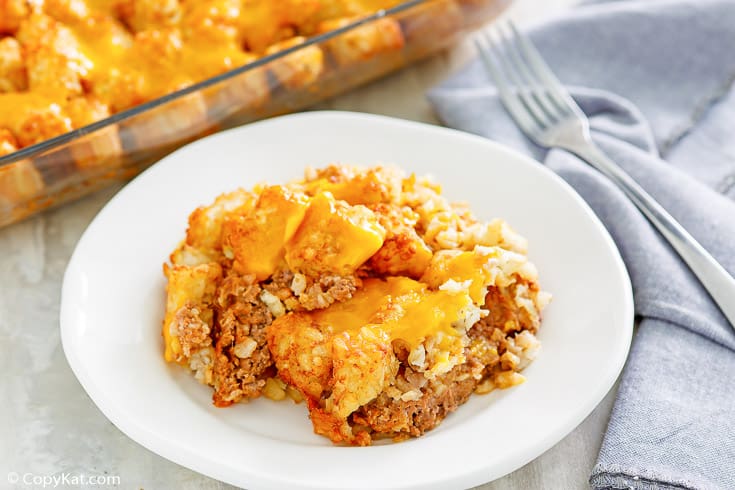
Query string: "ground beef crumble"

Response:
xmin=297 ymin=274 xmax=361 ymax=310
xmin=352 ymin=363 xmax=477 ymax=438
xmin=211 ymin=273 xmax=274 ymax=407
xmin=172 ymin=303 xmax=212 ymax=359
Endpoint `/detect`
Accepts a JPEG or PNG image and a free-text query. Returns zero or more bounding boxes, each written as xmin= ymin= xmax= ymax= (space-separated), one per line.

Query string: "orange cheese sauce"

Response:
xmin=0 ymin=93 xmax=62 ymax=128
xmin=310 ymin=277 xmax=470 ymax=349
xmin=422 ymin=248 xmax=502 ymax=303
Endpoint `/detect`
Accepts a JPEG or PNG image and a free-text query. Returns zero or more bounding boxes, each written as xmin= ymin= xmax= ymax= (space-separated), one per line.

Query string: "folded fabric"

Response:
xmin=428 ymin=1 xmax=735 ymax=488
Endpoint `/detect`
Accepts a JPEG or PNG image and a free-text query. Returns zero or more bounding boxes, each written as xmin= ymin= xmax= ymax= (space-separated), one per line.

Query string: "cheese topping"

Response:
xmin=222 ymin=189 xmax=385 ymax=279
xmin=310 ymin=277 xmax=470 ymax=349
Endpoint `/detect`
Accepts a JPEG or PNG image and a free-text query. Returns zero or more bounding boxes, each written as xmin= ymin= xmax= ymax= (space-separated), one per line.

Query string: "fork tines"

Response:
xmin=473 ymin=21 xmax=584 ymax=141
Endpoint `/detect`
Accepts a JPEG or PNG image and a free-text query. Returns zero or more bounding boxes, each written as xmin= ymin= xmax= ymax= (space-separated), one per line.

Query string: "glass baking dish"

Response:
xmin=0 ymin=0 xmax=511 ymax=228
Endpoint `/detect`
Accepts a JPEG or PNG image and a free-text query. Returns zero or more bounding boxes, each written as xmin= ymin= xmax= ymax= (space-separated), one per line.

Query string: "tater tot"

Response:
xmin=317 ymin=16 xmax=404 ymax=66
xmin=129 ymin=28 xmax=198 ymax=97
xmin=0 ymin=93 xmax=74 ymax=147
xmin=65 ymin=95 xmax=123 ymax=169
xmin=180 ymin=0 xmax=241 ymax=44
xmin=0 ymin=0 xmax=30 ymax=34
xmin=64 ymin=95 xmax=110 ymax=127
xmin=368 ymin=203 xmax=433 ymax=278
xmin=14 ymin=103 xmax=73 ymax=147
xmin=42 ymin=0 xmax=90 ymax=23
xmin=131 ymin=27 xmax=183 ymax=67
xmin=0 ymin=158 xmax=45 ymax=215
xmin=17 ymin=14 xmax=91 ymax=97
xmin=125 ymin=90 xmax=208 ymax=150
xmin=205 ymin=53 xmax=270 ymax=121
xmin=89 ymin=67 xmax=145 ymax=113
xmin=266 ymin=36 xmax=324 ymax=90
xmin=0 ymin=127 xmax=19 ymax=156
xmin=117 ymin=0 xmax=181 ymax=32
xmin=399 ymin=0 xmax=463 ymax=56
xmin=239 ymin=0 xmax=325 ymax=53
xmin=0 ymin=37 xmax=27 ymax=92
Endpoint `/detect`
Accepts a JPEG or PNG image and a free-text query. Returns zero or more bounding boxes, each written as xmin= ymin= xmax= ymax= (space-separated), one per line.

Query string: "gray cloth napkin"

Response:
xmin=428 ymin=1 xmax=735 ymax=488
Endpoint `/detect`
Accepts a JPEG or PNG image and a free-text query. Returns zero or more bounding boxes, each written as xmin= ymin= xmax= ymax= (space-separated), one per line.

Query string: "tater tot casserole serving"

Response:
xmin=162 ymin=163 xmax=550 ymax=446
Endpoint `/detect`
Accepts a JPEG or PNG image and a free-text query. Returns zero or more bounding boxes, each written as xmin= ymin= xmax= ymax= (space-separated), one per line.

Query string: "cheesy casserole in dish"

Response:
xmin=0 ymin=0 xmax=405 ymax=155
xmin=0 ymin=0 xmax=511 ymax=228
xmin=162 ymin=164 xmax=550 ymax=445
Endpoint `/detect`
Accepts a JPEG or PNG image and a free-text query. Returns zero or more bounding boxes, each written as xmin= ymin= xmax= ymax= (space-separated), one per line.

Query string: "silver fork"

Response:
xmin=475 ymin=22 xmax=735 ymax=329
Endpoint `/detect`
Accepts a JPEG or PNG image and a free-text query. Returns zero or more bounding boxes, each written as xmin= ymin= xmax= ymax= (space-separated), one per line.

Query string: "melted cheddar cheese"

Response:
xmin=285 ymin=192 xmax=386 ymax=276
xmin=223 ymin=185 xmax=310 ymax=280
xmin=309 ymin=277 xmax=470 ymax=349
xmin=222 ymin=189 xmax=385 ymax=279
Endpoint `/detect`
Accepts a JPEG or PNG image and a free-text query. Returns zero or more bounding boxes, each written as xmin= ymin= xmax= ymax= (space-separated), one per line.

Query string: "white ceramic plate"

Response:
xmin=60 ymin=111 xmax=633 ymax=490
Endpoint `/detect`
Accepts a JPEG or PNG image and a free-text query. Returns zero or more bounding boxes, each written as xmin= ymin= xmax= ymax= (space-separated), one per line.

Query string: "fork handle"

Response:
xmin=570 ymin=141 xmax=735 ymax=330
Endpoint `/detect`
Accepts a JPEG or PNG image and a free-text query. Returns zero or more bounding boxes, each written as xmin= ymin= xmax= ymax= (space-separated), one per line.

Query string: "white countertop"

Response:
xmin=1 ymin=1 xmax=619 ymax=488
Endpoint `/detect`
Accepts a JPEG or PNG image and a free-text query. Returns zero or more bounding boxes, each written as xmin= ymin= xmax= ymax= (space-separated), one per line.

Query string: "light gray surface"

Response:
xmin=1 ymin=1 xmax=615 ymax=489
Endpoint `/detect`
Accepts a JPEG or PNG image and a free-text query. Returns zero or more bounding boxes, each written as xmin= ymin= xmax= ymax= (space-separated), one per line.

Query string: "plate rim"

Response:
xmin=60 ymin=110 xmax=634 ymax=490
